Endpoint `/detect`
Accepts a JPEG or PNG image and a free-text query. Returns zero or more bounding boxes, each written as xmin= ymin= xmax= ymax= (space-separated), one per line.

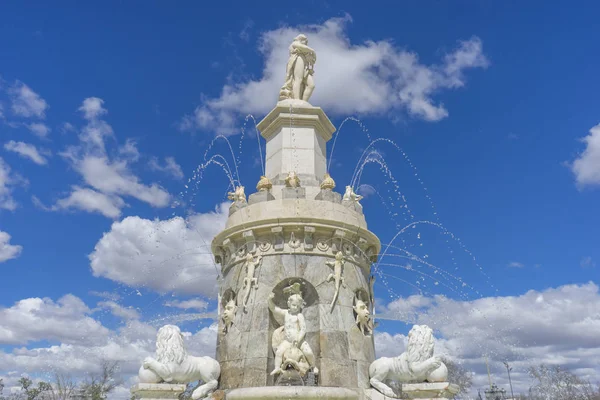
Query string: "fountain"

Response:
xmin=132 ymin=34 xmax=459 ymax=400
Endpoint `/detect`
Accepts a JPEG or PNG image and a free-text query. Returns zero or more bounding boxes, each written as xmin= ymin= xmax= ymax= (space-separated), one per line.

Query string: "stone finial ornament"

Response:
xmin=369 ymin=325 xmax=448 ymax=398
xmin=241 ymin=253 xmax=262 ymax=311
xmin=326 ymin=251 xmax=346 ymax=312
xmin=285 ymin=171 xmax=301 ymax=188
xmin=227 ymin=185 xmax=246 ymax=203
xmin=268 ymin=283 xmax=318 ymax=377
xmin=279 ymin=34 xmax=316 ymax=102
xmin=256 ymin=175 xmax=273 ymax=192
xmin=320 ymin=173 xmax=336 ymax=190
xmin=138 ymin=325 xmax=220 ymax=400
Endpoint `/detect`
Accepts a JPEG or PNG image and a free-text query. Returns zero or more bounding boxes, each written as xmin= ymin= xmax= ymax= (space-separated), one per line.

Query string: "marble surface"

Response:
xmin=226 ymin=386 xmax=359 ymax=400
xmin=130 ymin=383 xmax=187 ymax=400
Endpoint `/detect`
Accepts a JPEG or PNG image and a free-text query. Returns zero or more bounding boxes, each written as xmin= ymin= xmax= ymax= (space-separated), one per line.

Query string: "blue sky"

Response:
xmin=1 ymin=1 xmax=599 ymax=397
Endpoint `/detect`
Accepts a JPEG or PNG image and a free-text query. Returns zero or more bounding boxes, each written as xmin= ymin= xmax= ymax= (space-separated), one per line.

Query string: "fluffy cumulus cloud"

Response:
xmin=0 ymin=295 xmax=110 ymax=346
xmin=376 ymin=282 xmax=600 ymax=394
xmin=50 ymin=98 xmax=171 ymax=218
xmin=571 ymin=123 xmax=600 ymax=188
xmin=181 ymin=15 xmax=488 ymax=134
xmin=0 ymin=293 xmax=217 ymax=397
xmin=4 ymin=140 xmax=49 ymax=165
xmin=89 ymin=203 xmax=228 ymax=295
xmin=8 ymin=81 xmax=48 ymax=119
xmin=0 ymin=230 xmax=22 ymax=263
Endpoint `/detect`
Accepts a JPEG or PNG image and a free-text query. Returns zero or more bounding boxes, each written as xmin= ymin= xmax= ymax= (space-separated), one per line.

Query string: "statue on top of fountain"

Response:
xmin=279 ymin=34 xmax=316 ymax=104
xmin=268 ymin=283 xmax=318 ymax=377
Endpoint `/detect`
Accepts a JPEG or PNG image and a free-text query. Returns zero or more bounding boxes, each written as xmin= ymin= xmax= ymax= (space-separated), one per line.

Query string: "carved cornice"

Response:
xmin=213 ymin=220 xmax=379 ymax=275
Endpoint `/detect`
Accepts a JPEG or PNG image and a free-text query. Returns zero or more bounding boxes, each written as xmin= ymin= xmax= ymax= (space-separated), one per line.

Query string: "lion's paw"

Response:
xmin=143 ymin=357 xmax=154 ymax=369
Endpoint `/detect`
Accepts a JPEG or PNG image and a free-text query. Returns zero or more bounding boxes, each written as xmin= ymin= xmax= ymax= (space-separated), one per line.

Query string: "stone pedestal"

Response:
xmin=248 ymin=191 xmax=275 ymax=205
xmin=364 ymin=383 xmax=460 ymax=400
xmin=130 ymin=383 xmax=186 ymax=400
xmin=257 ymin=103 xmax=335 ymax=193
xmin=282 ymin=187 xmax=306 ymax=199
xmin=315 ymin=189 xmax=342 ymax=203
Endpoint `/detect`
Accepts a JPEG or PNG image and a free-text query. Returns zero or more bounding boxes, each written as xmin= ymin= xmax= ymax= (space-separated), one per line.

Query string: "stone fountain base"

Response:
xmin=225 ymin=386 xmax=359 ymax=400
xmin=364 ymin=382 xmax=459 ymax=400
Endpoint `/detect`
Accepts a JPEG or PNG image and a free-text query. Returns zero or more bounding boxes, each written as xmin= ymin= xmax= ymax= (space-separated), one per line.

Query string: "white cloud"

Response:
xmin=164 ymin=298 xmax=208 ymax=311
xmin=49 ymin=98 xmax=171 ymax=218
xmin=26 ymin=122 xmax=51 ymax=138
xmin=0 ymin=230 xmax=22 ymax=263
xmin=4 ymin=141 xmax=49 ymax=165
xmin=96 ymin=301 xmax=139 ymax=321
xmin=570 ymin=123 xmax=600 ymax=188
xmin=0 ymin=293 xmax=217 ymax=393
xmin=378 ymin=282 xmax=600 ymax=394
xmin=507 ymin=261 xmax=525 ymax=268
xmin=148 ymin=156 xmax=184 ymax=179
xmin=8 ymin=82 xmax=48 ymax=119
xmin=78 ymin=97 xmax=107 ymax=120
xmin=88 ymin=203 xmax=228 ymax=295
xmin=181 ymin=15 xmax=488 ymax=134
xmin=0 ymin=295 xmax=110 ymax=346
xmin=53 ymin=187 xmax=125 ymax=219
xmin=0 ymin=157 xmax=20 ymax=211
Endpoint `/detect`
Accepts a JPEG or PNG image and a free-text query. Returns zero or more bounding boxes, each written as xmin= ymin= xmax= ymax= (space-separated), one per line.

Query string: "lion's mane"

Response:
xmin=406 ymin=325 xmax=434 ymax=365
xmin=155 ymin=325 xmax=186 ymax=365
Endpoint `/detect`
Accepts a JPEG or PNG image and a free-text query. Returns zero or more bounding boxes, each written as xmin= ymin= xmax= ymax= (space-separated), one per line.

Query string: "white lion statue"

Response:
xmin=369 ymin=325 xmax=447 ymax=398
xmin=139 ymin=325 xmax=220 ymax=400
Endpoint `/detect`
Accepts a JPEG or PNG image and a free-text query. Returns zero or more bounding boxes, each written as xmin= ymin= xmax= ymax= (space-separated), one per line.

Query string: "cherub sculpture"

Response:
xmin=139 ymin=325 xmax=220 ymax=400
xmin=227 ymin=185 xmax=246 ymax=203
xmin=268 ymin=283 xmax=318 ymax=377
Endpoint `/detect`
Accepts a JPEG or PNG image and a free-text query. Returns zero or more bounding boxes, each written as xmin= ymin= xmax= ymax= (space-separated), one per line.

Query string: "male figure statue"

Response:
xmin=279 ymin=34 xmax=316 ymax=102
xmin=268 ymin=285 xmax=318 ymax=376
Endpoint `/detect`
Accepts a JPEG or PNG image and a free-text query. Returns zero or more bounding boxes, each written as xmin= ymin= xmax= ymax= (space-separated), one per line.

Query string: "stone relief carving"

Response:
xmin=228 ymin=185 xmax=247 ymax=204
xmin=256 ymin=175 xmax=273 ymax=192
xmin=268 ymin=283 xmax=318 ymax=377
xmin=369 ymin=275 xmax=376 ymax=322
xmin=139 ymin=325 xmax=220 ymax=400
xmin=353 ymin=291 xmax=373 ymax=336
xmin=241 ymin=253 xmax=262 ymax=311
xmin=217 ymin=227 xmax=378 ymax=273
xmin=284 ymin=171 xmax=301 ymax=188
xmin=221 ymin=291 xmax=237 ymax=334
xmin=279 ymin=34 xmax=316 ymax=102
xmin=369 ymin=325 xmax=448 ymax=398
xmin=326 ymin=251 xmax=346 ymax=312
